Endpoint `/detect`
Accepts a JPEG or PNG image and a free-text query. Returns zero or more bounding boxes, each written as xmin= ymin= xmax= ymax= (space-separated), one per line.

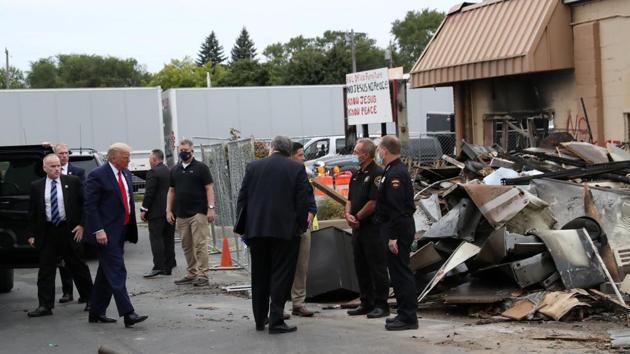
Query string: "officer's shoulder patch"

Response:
xmin=374 ymin=176 xmax=383 ymax=187
xmin=391 ymin=178 xmax=401 ymax=189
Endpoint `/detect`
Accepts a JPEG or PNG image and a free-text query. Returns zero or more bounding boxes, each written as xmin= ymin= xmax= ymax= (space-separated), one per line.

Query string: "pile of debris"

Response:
xmin=411 ymin=138 xmax=630 ymax=322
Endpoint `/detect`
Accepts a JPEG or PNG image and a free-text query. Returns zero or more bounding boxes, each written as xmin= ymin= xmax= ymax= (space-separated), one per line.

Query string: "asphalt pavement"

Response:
xmin=0 ymin=226 xmax=620 ymax=353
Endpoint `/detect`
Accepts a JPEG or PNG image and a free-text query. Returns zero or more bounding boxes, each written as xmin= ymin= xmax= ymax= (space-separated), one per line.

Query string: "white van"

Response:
xmin=302 ymin=136 xmax=348 ymax=161
xmin=302 ymin=135 xmax=384 ymax=161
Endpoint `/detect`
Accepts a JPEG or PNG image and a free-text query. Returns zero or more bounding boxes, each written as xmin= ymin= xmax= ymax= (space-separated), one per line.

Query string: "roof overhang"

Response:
xmin=410 ymin=0 xmax=574 ymax=88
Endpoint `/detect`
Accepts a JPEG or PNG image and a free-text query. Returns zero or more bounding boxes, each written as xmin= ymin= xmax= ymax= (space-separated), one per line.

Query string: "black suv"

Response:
xmin=0 ymin=145 xmax=53 ymax=292
xmin=69 ymin=147 xmax=105 ymax=177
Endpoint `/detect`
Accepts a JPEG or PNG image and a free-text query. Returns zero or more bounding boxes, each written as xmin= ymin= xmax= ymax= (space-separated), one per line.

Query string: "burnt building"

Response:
xmin=410 ymin=0 xmax=630 ymax=150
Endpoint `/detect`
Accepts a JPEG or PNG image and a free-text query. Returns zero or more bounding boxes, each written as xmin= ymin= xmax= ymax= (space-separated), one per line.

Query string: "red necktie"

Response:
xmin=118 ymin=170 xmax=130 ymax=225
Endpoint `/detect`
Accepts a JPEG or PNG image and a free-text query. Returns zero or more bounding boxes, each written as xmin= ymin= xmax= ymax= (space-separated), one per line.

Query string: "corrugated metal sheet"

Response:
xmin=410 ymin=0 xmax=573 ymax=87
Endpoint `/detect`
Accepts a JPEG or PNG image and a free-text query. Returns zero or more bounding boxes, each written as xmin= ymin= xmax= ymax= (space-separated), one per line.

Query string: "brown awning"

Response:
xmin=410 ymin=0 xmax=573 ymax=88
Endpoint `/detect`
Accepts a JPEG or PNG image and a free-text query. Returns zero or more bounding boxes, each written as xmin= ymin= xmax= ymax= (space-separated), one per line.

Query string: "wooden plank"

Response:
xmin=501 ymin=299 xmax=535 ymax=320
xmin=311 ymin=178 xmax=347 ymax=205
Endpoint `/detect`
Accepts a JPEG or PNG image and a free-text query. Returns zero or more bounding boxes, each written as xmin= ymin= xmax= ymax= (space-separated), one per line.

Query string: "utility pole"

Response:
xmin=347 ymin=30 xmax=367 ymax=137
xmin=350 ymin=30 xmax=357 ymax=74
xmin=4 ymin=48 xmax=9 ymax=89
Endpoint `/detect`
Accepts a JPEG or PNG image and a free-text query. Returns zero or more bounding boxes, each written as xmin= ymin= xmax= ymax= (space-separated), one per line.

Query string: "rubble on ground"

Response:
xmin=409 ymin=139 xmax=630 ymax=323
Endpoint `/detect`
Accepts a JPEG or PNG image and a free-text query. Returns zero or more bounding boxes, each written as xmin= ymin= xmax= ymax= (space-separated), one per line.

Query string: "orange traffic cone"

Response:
xmin=220 ymin=237 xmax=233 ymax=267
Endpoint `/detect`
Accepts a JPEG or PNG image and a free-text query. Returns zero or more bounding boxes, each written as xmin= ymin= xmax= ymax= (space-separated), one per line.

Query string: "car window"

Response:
xmin=69 ymin=156 xmax=100 ymax=175
xmin=304 ymin=139 xmax=329 ymax=160
xmin=335 ymin=138 xmax=347 ymax=154
xmin=0 ymin=157 xmax=45 ymax=196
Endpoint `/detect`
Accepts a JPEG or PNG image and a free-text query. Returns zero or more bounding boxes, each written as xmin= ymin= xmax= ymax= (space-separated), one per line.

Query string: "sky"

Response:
xmin=1 ymin=0 xmax=453 ymax=74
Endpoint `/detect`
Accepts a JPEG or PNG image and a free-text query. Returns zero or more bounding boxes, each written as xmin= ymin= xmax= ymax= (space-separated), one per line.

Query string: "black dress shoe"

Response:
xmin=256 ymin=324 xmax=265 ymax=331
xmin=84 ymin=303 xmax=91 ymax=312
xmin=143 ymin=269 xmax=162 ymax=278
xmin=124 ymin=312 xmax=148 ymax=328
xmin=366 ymin=307 xmax=390 ymax=318
xmin=28 ymin=306 xmax=52 ymax=317
xmin=385 ymin=319 xmax=418 ymax=331
xmin=77 ymin=297 xmax=87 ymax=304
xmin=59 ymin=294 xmax=73 ymax=303
xmin=162 ymin=270 xmax=172 ymax=276
xmin=268 ymin=323 xmax=297 ymax=334
xmin=347 ymin=305 xmax=374 ymax=316
xmin=89 ymin=314 xmax=117 ymax=323
xmin=385 ymin=316 xmax=399 ymax=324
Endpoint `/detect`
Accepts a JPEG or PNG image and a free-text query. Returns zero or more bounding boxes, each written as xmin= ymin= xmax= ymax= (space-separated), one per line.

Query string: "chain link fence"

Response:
xmin=201 ymin=138 xmax=255 ymax=271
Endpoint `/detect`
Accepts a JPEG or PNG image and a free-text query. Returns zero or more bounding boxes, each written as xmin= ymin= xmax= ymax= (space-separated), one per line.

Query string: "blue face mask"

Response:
xmin=351 ymin=155 xmax=359 ymax=164
xmin=179 ymin=151 xmax=192 ymax=161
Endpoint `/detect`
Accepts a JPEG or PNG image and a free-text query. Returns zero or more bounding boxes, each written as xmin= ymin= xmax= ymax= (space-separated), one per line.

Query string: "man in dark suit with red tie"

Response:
xmin=84 ymin=143 xmax=148 ymax=328
xmin=26 ymin=154 xmax=93 ymax=317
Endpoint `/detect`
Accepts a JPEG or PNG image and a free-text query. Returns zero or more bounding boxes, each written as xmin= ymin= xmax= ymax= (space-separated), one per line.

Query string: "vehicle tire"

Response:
xmin=0 ymin=268 xmax=14 ymax=293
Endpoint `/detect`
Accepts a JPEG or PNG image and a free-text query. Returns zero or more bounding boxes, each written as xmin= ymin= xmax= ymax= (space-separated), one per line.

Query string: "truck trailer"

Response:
xmin=0 ymin=87 xmax=165 ymax=176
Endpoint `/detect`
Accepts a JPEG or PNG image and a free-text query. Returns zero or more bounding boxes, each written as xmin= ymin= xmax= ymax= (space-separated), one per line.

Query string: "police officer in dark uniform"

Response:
xmin=345 ymin=138 xmax=389 ymax=319
xmin=375 ymin=135 xmax=418 ymax=331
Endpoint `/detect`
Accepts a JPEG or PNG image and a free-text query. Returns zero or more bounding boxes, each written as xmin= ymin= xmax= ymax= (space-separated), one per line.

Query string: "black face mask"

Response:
xmin=179 ymin=151 xmax=192 ymax=161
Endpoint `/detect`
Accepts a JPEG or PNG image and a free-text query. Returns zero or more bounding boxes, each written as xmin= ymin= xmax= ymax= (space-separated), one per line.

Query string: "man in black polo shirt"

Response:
xmin=345 ymin=138 xmax=389 ymax=319
xmin=166 ymin=139 xmax=215 ymax=287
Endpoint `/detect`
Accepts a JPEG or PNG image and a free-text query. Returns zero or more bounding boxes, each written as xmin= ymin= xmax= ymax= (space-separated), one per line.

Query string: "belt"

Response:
xmin=45 ymin=221 xmax=67 ymax=227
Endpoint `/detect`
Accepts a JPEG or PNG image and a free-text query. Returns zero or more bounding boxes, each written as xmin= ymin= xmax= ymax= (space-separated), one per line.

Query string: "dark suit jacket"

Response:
xmin=141 ymin=163 xmax=170 ymax=220
xmin=84 ymin=163 xmax=138 ymax=245
xmin=27 ymin=175 xmax=84 ymax=249
xmin=66 ymin=163 xmax=85 ymax=184
xmin=236 ymin=153 xmax=309 ymax=241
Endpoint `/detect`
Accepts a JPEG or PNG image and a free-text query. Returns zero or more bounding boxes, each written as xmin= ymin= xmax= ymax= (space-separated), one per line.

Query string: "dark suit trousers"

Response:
xmin=249 ymin=237 xmax=300 ymax=327
xmin=59 ymin=240 xmax=84 ymax=296
xmin=148 ymin=217 xmax=176 ymax=271
xmin=352 ymin=222 xmax=389 ymax=310
xmin=387 ymin=217 xmax=418 ymax=324
xmin=90 ymin=235 xmax=134 ymax=317
xmin=59 ymin=264 xmax=74 ymax=296
xmin=37 ymin=222 xmax=93 ymax=309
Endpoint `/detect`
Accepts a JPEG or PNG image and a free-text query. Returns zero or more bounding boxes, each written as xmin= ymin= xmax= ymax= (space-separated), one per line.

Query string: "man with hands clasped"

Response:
xmin=345 ymin=138 xmax=389 ymax=320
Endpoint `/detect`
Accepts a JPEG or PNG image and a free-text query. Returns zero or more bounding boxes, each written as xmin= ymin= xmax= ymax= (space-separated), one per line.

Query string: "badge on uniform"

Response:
xmin=374 ymin=176 xmax=383 ymax=187
xmin=363 ymin=176 xmax=370 ymax=183
xmin=391 ymin=178 xmax=401 ymax=189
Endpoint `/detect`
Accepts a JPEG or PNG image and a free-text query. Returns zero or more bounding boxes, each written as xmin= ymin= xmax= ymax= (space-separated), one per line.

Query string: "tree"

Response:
xmin=0 ymin=66 xmax=27 ymax=88
xmin=196 ymin=31 xmax=226 ymax=67
xmin=391 ymin=9 xmax=445 ymax=72
xmin=28 ymin=58 xmax=59 ymax=88
xmin=27 ymin=54 xmax=151 ymax=88
xmin=149 ymin=57 xmax=229 ymax=89
xmin=231 ymin=27 xmax=257 ymax=62
xmin=217 ymin=59 xmax=268 ymax=87
xmin=260 ymin=31 xmax=386 ymax=86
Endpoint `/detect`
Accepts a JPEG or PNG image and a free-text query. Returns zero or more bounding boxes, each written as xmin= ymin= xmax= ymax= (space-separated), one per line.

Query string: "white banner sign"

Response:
xmin=346 ymin=68 xmax=393 ymax=125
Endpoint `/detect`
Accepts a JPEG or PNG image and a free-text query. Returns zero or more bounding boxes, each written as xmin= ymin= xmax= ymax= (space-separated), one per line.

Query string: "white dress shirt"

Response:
xmin=61 ymin=163 xmax=69 ymax=175
xmin=45 ymin=176 xmax=66 ymax=222
xmin=109 ymin=162 xmax=131 ymax=210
